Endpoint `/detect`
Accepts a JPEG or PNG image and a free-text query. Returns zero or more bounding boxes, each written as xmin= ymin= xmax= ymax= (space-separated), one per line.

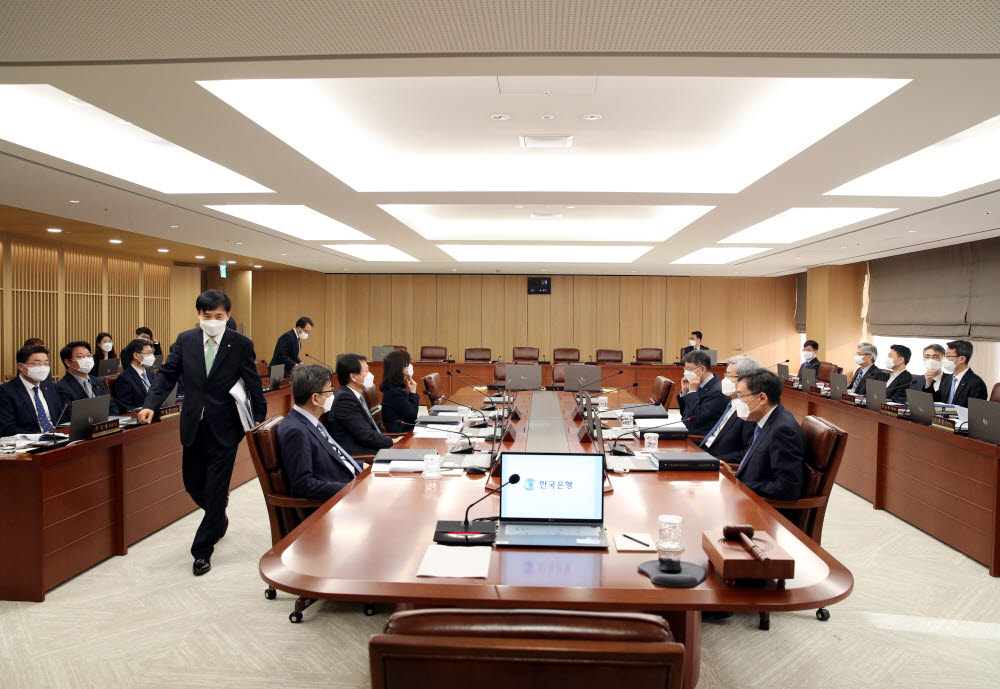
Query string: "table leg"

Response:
xmin=662 ymin=610 xmax=701 ymax=688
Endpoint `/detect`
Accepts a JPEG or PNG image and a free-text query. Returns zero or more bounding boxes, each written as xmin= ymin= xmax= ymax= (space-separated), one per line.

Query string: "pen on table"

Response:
xmin=623 ymin=533 xmax=650 ymax=547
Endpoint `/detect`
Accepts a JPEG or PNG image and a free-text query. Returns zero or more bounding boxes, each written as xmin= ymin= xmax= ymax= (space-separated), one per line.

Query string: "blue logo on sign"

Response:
xmin=523 ymin=478 xmax=535 ymax=491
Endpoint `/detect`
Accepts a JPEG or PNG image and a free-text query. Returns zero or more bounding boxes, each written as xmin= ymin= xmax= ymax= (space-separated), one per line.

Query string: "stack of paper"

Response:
xmin=416 ymin=545 xmax=492 ymax=578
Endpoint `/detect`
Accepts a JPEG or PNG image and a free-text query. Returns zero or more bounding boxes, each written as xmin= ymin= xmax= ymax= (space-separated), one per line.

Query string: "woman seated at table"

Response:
xmin=379 ymin=350 xmax=420 ymax=432
xmin=95 ymin=332 xmax=117 ymax=361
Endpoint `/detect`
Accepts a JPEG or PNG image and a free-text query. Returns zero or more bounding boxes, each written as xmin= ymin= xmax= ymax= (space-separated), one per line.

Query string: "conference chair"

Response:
xmin=652 ymin=376 xmax=674 ymax=407
xmin=370 ymin=609 xmax=685 ymax=689
xmin=392 ymin=345 xmax=407 ymax=351
xmin=363 ymin=385 xmax=383 ymax=429
xmin=419 ymin=345 xmax=447 ymax=362
xmin=550 ymin=363 xmax=569 ymax=388
xmin=422 ymin=373 xmax=446 ymax=410
xmin=991 ymin=383 xmax=1000 ymax=403
xmin=255 ymin=359 xmax=269 ymax=378
xmin=596 ymin=349 xmax=624 ymax=364
xmin=100 ymin=374 xmax=119 ymax=400
xmin=464 ymin=347 xmax=491 ymax=363
xmin=816 ymin=361 xmax=842 ymax=383
xmin=636 ymin=348 xmax=663 ymax=364
xmin=513 ymin=346 xmax=540 ymax=363
xmin=553 ymin=347 xmax=581 ymax=364
xmin=494 ymin=362 xmax=510 ymax=386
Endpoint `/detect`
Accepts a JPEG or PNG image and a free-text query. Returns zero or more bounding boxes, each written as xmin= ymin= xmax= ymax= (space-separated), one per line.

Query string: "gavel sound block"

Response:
xmin=702 ymin=527 xmax=795 ymax=582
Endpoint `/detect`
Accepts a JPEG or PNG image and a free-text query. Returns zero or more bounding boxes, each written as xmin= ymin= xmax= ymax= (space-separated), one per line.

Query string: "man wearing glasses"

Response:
xmin=915 ymin=340 xmax=988 ymax=407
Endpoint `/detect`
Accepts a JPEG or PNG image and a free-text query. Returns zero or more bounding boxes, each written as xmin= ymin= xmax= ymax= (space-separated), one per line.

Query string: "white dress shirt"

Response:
xmin=703 ymin=402 xmax=736 ymax=448
xmin=756 ymin=405 xmax=777 ymax=429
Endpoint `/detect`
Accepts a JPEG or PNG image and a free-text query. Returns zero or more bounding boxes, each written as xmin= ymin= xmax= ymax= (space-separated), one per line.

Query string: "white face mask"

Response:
xmin=76 ymin=357 xmax=95 ymax=374
xmin=924 ymin=358 xmax=942 ymax=372
xmin=941 ymin=359 xmax=957 ymax=374
xmin=720 ymin=376 xmax=737 ymax=396
xmin=689 ymin=339 xmax=697 ymax=347
xmin=733 ymin=397 xmax=758 ymax=421
xmin=854 ymin=354 xmax=866 ymax=366
xmin=404 ymin=365 xmax=414 ymax=376
xmin=802 ymin=350 xmax=815 ymax=361
xmin=298 ymin=331 xmax=309 ymax=340
xmin=141 ymin=354 xmax=156 ymax=367
xmin=362 ymin=372 xmax=375 ymax=389
xmin=24 ymin=365 xmax=50 ymax=382
xmin=100 ymin=341 xmax=114 ymax=352
xmin=199 ymin=318 xmax=227 ymax=338
xmin=683 ymin=369 xmax=700 ymax=384
xmin=317 ymin=392 xmax=334 ymax=413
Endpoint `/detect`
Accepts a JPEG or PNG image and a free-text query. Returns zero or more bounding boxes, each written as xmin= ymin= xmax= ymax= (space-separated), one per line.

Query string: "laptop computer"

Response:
xmin=800 ymin=367 xmax=817 ymax=390
xmin=494 ymin=452 xmax=609 ymax=549
xmin=149 ymin=354 xmax=163 ymax=370
xmin=777 ymin=363 xmax=790 ymax=381
xmin=865 ymin=379 xmax=888 ymax=410
xmin=268 ymin=364 xmax=285 ymax=390
xmin=705 ymin=349 xmax=718 ymax=366
xmin=967 ymin=398 xmax=1000 ymax=444
xmin=97 ymin=358 xmax=120 ymax=377
xmin=506 ymin=364 xmax=543 ymax=391
xmin=563 ymin=365 xmax=602 ymax=392
xmin=69 ymin=395 xmax=111 ymax=442
xmin=829 ymin=372 xmax=849 ymax=400
xmin=906 ymin=388 xmax=936 ymax=425
xmin=371 ymin=346 xmax=396 ymax=362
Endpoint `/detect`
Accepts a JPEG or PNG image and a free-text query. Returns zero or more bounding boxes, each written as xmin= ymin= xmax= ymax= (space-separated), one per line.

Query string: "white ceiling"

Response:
xmin=0 ymin=2 xmax=999 ymax=277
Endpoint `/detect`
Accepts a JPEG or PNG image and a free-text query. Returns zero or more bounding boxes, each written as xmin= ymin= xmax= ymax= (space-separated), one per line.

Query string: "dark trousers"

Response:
xmin=182 ymin=420 xmax=239 ymax=560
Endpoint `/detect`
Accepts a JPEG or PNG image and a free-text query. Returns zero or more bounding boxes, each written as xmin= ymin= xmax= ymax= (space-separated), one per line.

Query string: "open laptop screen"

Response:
xmin=499 ymin=453 xmax=604 ymax=523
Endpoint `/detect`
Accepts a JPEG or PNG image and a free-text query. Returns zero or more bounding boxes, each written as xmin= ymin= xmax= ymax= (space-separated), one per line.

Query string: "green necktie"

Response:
xmin=205 ymin=336 xmax=217 ymax=375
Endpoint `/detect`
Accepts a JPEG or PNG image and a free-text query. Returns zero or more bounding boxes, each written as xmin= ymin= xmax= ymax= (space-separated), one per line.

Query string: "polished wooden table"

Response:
xmin=782 ymin=385 xmax=1000 ymax=576
xmin=260 ymin=388 xmax=852 ymax=689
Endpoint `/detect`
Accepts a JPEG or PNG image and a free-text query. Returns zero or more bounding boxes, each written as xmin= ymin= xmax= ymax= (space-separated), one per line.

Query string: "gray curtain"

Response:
xmin=794 ymin=272 xmax=807 ymax=333
xmin=968 ymin=237 xmax=1000 ymax=340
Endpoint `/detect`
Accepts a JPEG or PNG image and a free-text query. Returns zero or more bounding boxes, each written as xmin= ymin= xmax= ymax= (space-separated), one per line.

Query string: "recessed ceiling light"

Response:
xmin=0 ymin=84 xmax=273 ymax=194
xmin=253 ymin=265 xmax=262 ymax=268
xmin=169 ymin=225 xmax=179 ymax=228
xmin=46 ymin=228 xmax=62 ymax=233
xmin=566 ymin=206 xmax=576 ymax=209
xmin=322 ymin=244 xmax=419 ymax=262
xmin=514 ymin=205 xmax=524 ymax=209
xmin=541 ymin=115 xmax=555 ymax=120
xmin=671 ymin=247 xmax=769 ymax=265
xmin=343 ymin=268 xmax=349 ymax=271
xmin=719 ymin=207 xmax=896 ymax=244
xmin=519 ymin=135 xmax=573 ymax=148
xmin=195 ymin=255 xmax=205 ymax=259
xmin=450 ymin=268 xmax=457 ymax=272
xmin=530 ymin=212 xmax=562 ymax=219
xmin=582 ymin=114 xmax=602 ymax=121
xmin=235 ymin=242 xmax=243 ymax=245
xmin=840 ymin=245 xmax=849 ymax=249
xmin=490 ymin=114 xmax=509 ymax=121
xmin=204 ymin=204 xmax=373 ymax=241
xmin=438 ymin=245 xmax=652 ymax=263
xmin=280 ymin=253 xmax=287 ymax=256
xmin=157 ymin=249 xmax=169 ymax=253
xmin=907 ymin=229 xmax=917 ymax=233
xmin=226 ymin=260 xmax=236 ymax=264
xmin=109 ymin=239 xmax=122 ymax=244
xmin=68 ymin=199 xmax=80 ymax=203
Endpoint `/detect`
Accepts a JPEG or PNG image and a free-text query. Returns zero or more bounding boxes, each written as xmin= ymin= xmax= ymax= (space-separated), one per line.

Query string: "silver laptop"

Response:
xmin=506 ymin=364 xmax=543 ymax=391
xmin=97 ymin=358 xmax=120 ymax=377
xmin=967 ymin=398 xmax=1000 ymax=444
xmin=800 ymin=367 xmax=817 ymax=390
xmin=866 ymin=379 xmax=888 ymax=410
xmin=563 ymin=365 xmax=602 ymax=392
xmin=371 ymin=346 xmax=396 ymax=362
xmin=69 ymin=395 xmax=111 ymax=441
xmin=705 ymin=349 xmax=719 ymax=366
xmin=268 ymin=364 xmax=285 ymax=390
xmin=777 ymin=363 xmax=790 ymax=381
xmin=494 ymin=452 xmax=609 ymax=549
xmin=906 ymin=388 xmax=936 ymax=425
xmin=829 ymin=372 xmax=849 ymax=400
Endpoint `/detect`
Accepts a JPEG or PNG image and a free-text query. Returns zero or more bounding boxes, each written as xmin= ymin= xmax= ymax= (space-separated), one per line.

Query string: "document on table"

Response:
xmin=416 ymin=544 xmax=492 ymax=578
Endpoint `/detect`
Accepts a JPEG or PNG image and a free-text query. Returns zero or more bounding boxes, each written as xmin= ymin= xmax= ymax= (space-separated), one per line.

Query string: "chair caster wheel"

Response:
xmin=364 ymin=604 xmax=376 ymax=616
xmin=289 ymin=611 xmax=303 ymax=623
xmin=816 ymin=608 xmax=831 ymax=621
xmin=265 ymin=588 xmax=277 ymax=600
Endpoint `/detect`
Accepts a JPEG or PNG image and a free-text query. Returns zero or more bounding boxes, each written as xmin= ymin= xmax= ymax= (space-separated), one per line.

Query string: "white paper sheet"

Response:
xmin=416 ymin=545 xmax=492 ymax=578
xmin=387 ymin=460 xmax=425 ymax=472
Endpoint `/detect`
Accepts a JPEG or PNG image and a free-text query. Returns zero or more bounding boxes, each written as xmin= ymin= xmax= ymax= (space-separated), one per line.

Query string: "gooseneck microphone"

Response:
xmin=39 ymin=403 xmax=70 ymax=439
xmin=578 ymin=369 xmax=625 ymax=390
xmin=304 ymin=353 xmax=335 ymax=369
xmin=424 ymin=393 xmax=491 ymax=428
xmin=767 ymin=359 xmax=791 ymax=368
xmin=451 ymin=369 xmax=499 ymax=390
xmin=432 ymin=474 xmax=521 ymax=545
xmin=399 ymin=420 xmax=479 ymax=454
xmin=463 ymin=473 xmax=520 ymax=525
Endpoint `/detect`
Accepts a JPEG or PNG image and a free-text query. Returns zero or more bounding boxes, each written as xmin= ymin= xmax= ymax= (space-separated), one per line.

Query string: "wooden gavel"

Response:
xmin=722 ymin=524 xmax=771 ymax=565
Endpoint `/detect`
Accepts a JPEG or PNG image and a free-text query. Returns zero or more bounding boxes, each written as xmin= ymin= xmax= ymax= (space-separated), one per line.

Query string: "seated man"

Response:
xmin=270 ymin=316 xmax=313 ymax=373
xmin=277 ymin=364 xmax=363 ymax=501
xmin=0 ymin=344 xmax=63 ymax=435
xmin=323 ymin=353 xmax=394 ymax=456
xmin=680 ymin=330 xmax=709 ymax=357
xmin=798 ymin=340 xmax=821 ymax=379
xmin=884 ymin=344 xmax=913 ymax=403
xmin=913 ymin=344 xmax=947 ymax=400
xmin=700 ymin=355 xmax=759 ymax=463
xmin=937 ymin=340 xmax=988 ymax=407
xmin=56 ymin=341 xmax=119 ymax=415
xmin=135 ymin=326 xmax=163 ymax=358
xmin=677 ymin=350 xmax=726 ymax=435
xmin=116 ymin=338 xmax=157 ymax=410
xmin=733 ymin=370 xmax=805 ymax=501
xmin=847 ymin=342 xmax=887 ymax=396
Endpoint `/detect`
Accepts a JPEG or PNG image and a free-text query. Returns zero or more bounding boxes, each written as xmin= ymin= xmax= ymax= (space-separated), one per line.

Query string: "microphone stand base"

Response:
xmin=433 ymin=520 xmax=496 ymax=546
xmin=610 ymin=443 xmax=635 ymax=456
xmin=450 ymin=442 xmax=477 ymax=454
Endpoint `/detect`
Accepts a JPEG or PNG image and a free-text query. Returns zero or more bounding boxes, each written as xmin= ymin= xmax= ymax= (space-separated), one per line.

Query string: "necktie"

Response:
xmin=850 ymin=369 xmax=862 ymax=391
xmin=947 ymin=377 xmax=957 ymax=404
xmin=83 ymin=377 xmax=93 ymax=398
xmin=205 ymin=337 xmax=217 ymax=375
xmin=318 ymin=423 xmax=363 ymax=473
xmin=361 ymin=394 xmax=379 ymax=431
xmin=736 ymin=425 xmax=762 ymax=475
xmin=33 ymin=387 xmax=55 ymax=432
xmin=140 ymin=370 xmax=150 ymax=389
xmin=701 ymin=402 xmax=732 ymax=448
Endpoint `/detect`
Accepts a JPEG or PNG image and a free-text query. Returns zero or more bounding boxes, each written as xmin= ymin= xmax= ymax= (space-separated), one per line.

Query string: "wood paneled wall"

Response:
xmin=806 ymin=263 xmax=870 ymax=374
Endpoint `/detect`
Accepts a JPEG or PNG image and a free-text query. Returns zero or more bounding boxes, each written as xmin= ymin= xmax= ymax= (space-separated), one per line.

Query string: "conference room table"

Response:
xmin=259 ymin=387 xmax=853 ymax=689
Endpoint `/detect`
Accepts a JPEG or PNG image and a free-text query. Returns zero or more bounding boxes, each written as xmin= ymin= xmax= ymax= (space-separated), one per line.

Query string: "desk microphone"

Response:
xmin=38 ymin=403 xmax=70 ymax=440
xmin=110 ymin=392 xmax=143 ymax=414
xmin=304 ymin=353 xmax=335 ymax=369
xmin=575 ymin=369 xmax=626 ymax=401
xmin=424 ymin=393 xmax=492 ymax=427
xmin=399 ymin=420 xmax=478 ymax=454
xmin=433 ymin=474 xmax=520 ymax=546
xmin=766 ymin=359 xmax=791 ymax=369
xmin=451 ymin=369 xmax=500 ymax=390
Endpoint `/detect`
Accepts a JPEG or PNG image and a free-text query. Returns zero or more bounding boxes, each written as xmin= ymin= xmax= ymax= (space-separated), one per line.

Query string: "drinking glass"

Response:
xmin=0 ymin=437 xmax=16 ymax=456
xmin=422 ymin=453 xmax=443 ymax=479
xmin=620 ymin=411 xmax=635 ymax=430
xmin=656 ymin=514 xmax=684 ymax=553
xmin=643 ymin=432 xmax=659 ymax=452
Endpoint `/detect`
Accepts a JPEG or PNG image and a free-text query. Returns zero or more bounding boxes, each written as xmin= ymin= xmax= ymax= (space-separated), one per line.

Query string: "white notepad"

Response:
xmin=416 ymin=545 xmax=492 ymax=578
xmin=613 ymin=532 xmax=657 ymax=552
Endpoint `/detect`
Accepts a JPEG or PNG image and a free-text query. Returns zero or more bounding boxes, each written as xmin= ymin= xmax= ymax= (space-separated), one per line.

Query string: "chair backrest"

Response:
xmin=255 ymin=359 xmax=269 ymax=378
xmin=553 ymin=347 xmax=581 ymax=363
xmin=513 ymin=346 xmax=540 ymax=362
xmin=991 ymin=382 xmax=1000 ymax=403
xmin=422 ymin=372 xmax=446 ymax=410
xmin=464 ymin=347 xmax=491 ymax=362
xmin=101 ymin=374 xmax=119 ymax=398
xmin=652 ymin=376 xmax=674 ymax=406
xmin=816 ymin=361 xmax=842 ymax=383
xmin=363 ymin=386 xmax=383 ymax=429
xmin=596 ymin=349 xmax=623 ymax=364
xmin=636 ymin=348 xmax=663 ymax=364
xmin=392 ymin=345 xmax=407 ymax=351
xmin=246 ymin=416 xmax=309 ymax=546
xmin=494 ymin=362 xmax=509 ymax=384
xmin=552 ymin=363 xmax=567 ymax=385
xmin=370 ymin=608 xmax=684 ymax=689
xmin=420 ymin=345 xmax=447 ymax=361
xmin=794 ymin=415 xmax=848 ymax=544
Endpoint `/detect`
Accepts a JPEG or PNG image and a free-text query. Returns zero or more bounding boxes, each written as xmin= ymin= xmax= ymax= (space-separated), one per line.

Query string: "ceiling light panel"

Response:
xmin=719 ymin=207 xmax=897 ymax=244
xmin=198 ymin=76 xmax=908 ymax=193
xmin=672 ymin=247 xmax=769 ymax=264
xmin=826 ymin=114 xmax=1000 ymax=197
xmin=0 ymin=84 xmax=272 ymax=194
xmin=204 ymin=204 xmax=373 ymax=241
xmin=380 ymin=204 xmax=714 ymax=242
xmin=438 ymin=245 xmax=652 ymax=263
xmin=323 ymin=244 xmax=418 ymax=261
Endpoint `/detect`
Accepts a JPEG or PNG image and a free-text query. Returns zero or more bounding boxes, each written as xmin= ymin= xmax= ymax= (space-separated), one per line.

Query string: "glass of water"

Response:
xmin=656 ymin=514 xmax=684 ymax=553
xmin=0 ymin=436 xmax=17 ymax=456
xmin=422 ymin=453 xmax=443 ymax=479
xmin=597 ymin=396 xmax=609 ymax=412
xmin=620 ymin=411 xmax=635 ymax=430
xmin=643 ymin=432 xmax=659 ymax=452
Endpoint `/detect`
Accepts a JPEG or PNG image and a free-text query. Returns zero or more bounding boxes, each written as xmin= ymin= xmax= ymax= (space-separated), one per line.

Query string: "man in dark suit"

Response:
xmin=700 ymin=355 xmax=759 ymax=463
xmin=115 ymin=338 xmax=158 ymax=410
xmin=680 ymin=330 xmax=709 ymax=358
xmin=912 ymin=344 xmax=947 ymax=400
xmin=135 ymin=326 xmax=163 ymax=358
xmin=137 ymin=290 xmax=266 ymax=576
xmin=847 ymin=342 xmax=887 ymax=396
xmin=0 ymin=345 xmax=64 ymax=435
xmin=324 ymin=353 xmax=394 ymax=456
xmin=929 ymin=340 xmax=989 ymax=407
xmin=270 ymin=316 xmax=313 ymax=373
xmin=277 ymin=364 xmax=362 ymax=501
xmin=733 ymin=369 xmax=805 ymax=501
xmin=798 ymin=340 xmax=821 ymax=379
xmin=57 ymin=341 xmax=119 ymax=415
xmin=884 ymin=344 xmax=914 ymax=404
xmin=677 ymin=350 xmax=727 ymax=436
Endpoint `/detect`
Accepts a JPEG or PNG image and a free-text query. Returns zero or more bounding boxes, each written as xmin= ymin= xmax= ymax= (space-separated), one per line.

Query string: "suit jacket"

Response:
xmin=269 ymin=330 xmax=301 ymax=372
xmin=797 ymin=357 xmax=821 ymax=379
xmin=116 ymin=365 xmax=156 ymax=411
xmin=323 ymin=386 xmax=393 ymax=456
xmin=277 ymin=408 xmax=358 ymax=501
xmin=681 ymin=344 xmax=710 ymax=358
xmin=848 ymin=365 xmax=887 ymax=396
xmin=143 ymin=327 xmax=267 ymax=448
xmin=930 ymin=369 xmax=989 ymax=407
xmin=735 ymin=404 xmax=805 ymax=501
xmin=885 ymin=370 xmax=913 ymax=404
xmin=677 ymin=374 xmax=727 ymax=436
xmin=702 ymin=403 xmax=755 ymax=464
xmin=0 ymin=377 xmax=64 ymax=435
xmin=380 ymin=385 xmax=421 ymax=433
xmin=57 ymin=373 xmax=120 ymax=416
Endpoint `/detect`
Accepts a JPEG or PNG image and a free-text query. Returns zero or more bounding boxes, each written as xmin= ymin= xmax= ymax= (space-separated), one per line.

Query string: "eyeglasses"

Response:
xmin=734 ymin=391 xmax=757 ymax=400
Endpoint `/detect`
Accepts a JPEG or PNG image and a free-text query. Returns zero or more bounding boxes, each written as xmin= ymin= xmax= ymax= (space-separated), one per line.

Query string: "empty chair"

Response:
xmin=596 ymin=349 xmax=623 ymax=364
xmin=419 ymin=345 xmax=447 ymax=362
xmin=370 ymin=608 xmax=685 ymax=689
xmin=363 ymin=385 xmax=383 ymax=430
xmin=513 ymin=347 xmax=540 ymax=363
xmin=392 ymin=345 xmax=407 ymax=351
xmin=990 ymin=382 xmax=1000 ymax=403
xmin=651 ymin=376 xmax=674 ymax=407
xmin=551 ymin=363 xmax=568 ymax=387
xmin=636 ymin=348 xmax=663 ymax=364
xmin=464 ymin=347 xmax=491 ymax=363
xmin=553 ymin=347 xmax=581 ymax=363
xmin=422 ymin=372 xmax=446 ymax=410
xmin=816 ymin=361 xmax=843 ymax=383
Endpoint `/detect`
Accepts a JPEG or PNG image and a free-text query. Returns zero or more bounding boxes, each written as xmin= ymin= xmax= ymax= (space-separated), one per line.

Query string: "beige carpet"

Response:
xmin=2 ymin=482 xmax=998 ymax=688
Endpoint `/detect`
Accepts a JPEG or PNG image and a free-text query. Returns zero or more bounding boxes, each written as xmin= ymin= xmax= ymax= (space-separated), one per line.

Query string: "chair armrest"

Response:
xmin=719 ymin=461 xmax=737 ymax=478
xmin=765 ymin=496 xmax=828 ymax=510
xmin=688 ymin=435 xmax=705 ymax=444
xmin=264 ymin=493 xmax=325 ymax=509
xmin=354 ymin=454 xmax=376 ymax=464
xmin=385 ymin=432 xmax=409 ymax=437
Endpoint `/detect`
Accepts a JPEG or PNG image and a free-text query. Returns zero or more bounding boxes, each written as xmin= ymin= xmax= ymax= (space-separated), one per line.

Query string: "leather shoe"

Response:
xmin=193 ymin=558 xmax=212 ymax=576
xmin=220 ymin=516 xmax=229 ymax=539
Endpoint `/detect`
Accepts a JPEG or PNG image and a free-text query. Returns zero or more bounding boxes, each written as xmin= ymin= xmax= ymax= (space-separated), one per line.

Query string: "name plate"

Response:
xmin=155 ymin=404 xmax=181 ymax=421
xmin=87 ymin=419 xmax=122 ymax=439
xmin=931 ymin=416 xmax=957 ymax=433
xmin=808 ymin=385 xmax=823 ymax=396
xmin=880 ymin=403 xmax=905 ymax=418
